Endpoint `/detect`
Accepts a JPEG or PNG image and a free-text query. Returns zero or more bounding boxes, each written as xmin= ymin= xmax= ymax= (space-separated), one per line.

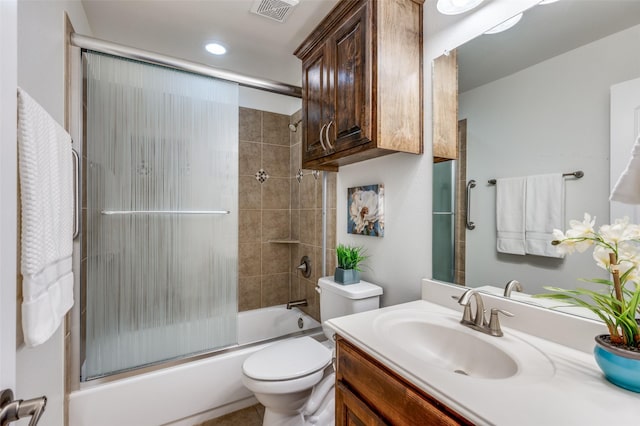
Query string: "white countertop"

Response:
xmin=327 ymin=297 xmax=640 ymax=425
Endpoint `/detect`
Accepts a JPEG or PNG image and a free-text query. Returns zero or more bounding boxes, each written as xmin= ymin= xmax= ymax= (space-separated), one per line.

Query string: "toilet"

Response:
xmin=241 ymin=277 xmax=383 ymax=426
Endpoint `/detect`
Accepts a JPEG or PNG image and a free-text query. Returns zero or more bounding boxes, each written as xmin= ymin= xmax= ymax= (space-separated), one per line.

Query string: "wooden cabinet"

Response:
xmin=335 ymin=336 xmax=473 ymax=426
xmin=294 ymin=0 xmax=424 ymax=171
xmin=433 ymin=50 xmax=459 ymax=162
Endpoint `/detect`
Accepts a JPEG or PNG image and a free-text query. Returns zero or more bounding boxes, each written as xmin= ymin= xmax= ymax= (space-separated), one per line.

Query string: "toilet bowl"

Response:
xmin=241 ymin=336 xmax=333 ymax=426
xmin=241 ymin=277 xmax=383 ymax=426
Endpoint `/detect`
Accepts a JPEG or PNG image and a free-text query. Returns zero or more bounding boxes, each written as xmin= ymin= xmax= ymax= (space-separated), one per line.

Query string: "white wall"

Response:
xmin=460 ymin=23 xmax=640 ymax=295
xmin=336 ymin=0 xmax=540 ymax=307
xmin=0 ymin=0 xmax=17 ymax=393
xmin=16 ymin=1 xmax=91 ymax=425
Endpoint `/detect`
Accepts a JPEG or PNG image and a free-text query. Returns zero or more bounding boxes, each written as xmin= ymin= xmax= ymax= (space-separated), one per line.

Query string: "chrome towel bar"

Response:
xmin=101 ymin=210 xmax=230 ymax=215
xmin=488 ymin=170 xmax=584 ymax=185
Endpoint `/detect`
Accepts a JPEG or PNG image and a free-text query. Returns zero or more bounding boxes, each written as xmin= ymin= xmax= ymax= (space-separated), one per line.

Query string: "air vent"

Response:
xmin=250 ymin=0 xmax=299 ymax=23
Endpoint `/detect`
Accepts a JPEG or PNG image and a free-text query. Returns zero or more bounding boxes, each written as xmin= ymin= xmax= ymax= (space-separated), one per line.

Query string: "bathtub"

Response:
xmin=69 ymin=305 xmax=322 ymax=426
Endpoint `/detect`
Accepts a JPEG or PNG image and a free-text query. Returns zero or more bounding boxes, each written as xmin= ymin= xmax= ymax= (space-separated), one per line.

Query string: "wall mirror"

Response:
xmin=432 ymin=0 xmax=640 ymax=316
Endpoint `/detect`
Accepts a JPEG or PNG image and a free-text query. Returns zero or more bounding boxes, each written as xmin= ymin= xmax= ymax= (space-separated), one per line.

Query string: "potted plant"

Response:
xmin=535 ymin=213 xmax=640 ymax=392
xmin=334 ymin=244 xmax=368 ymax=285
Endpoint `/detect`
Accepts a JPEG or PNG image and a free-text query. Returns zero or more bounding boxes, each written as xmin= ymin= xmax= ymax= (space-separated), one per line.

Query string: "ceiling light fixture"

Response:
xmin=539 ymin=0 xmax=560 ymax=4
xmin=205 ymin=42 xmax=227 ymax=56
xmin=437 ymin=0 xmax=485 ymax=16
xmin=484 ymin=12 xmax=523 ymax=34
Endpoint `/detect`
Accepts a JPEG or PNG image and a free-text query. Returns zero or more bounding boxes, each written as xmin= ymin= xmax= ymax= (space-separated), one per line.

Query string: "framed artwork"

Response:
xmin=347 ymin=184 xmax=384 ymax=237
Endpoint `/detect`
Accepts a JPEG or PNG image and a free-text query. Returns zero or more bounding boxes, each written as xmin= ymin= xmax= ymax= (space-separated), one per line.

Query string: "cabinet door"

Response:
xmin=326 ymin=3 xmax=371 ymax=153
xmin=336 ymin=382 xmax=387 ymax=426
xmin=301 ymin=45 xmax=331 ymax=163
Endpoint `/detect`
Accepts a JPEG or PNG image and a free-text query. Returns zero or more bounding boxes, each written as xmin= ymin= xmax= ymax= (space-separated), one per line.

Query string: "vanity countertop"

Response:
xmin=327 ymin=296 xmax=640 ymax=425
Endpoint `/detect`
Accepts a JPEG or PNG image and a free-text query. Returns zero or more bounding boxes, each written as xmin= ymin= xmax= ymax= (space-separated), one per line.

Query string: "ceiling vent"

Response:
xmin=250 ymin=0 xmax=299 ymax=23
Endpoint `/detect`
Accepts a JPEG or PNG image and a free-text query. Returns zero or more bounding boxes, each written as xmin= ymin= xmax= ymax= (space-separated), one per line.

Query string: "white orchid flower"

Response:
xmin=599 ymin=216 xmax=630 ymax=245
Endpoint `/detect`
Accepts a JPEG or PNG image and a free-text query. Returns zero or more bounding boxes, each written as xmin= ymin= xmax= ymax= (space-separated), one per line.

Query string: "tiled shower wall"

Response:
xmin=238 ymin=107 xmax=336 ymax=320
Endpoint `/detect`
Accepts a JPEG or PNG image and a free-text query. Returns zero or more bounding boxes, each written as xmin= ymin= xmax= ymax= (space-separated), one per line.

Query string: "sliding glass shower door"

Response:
xmin=82 ymin=52 xmax=238 ymax=380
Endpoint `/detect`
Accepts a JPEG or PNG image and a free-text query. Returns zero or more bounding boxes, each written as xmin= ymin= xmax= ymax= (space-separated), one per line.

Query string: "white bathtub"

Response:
xmin=69 ymin=305 xmax=322 ymax=426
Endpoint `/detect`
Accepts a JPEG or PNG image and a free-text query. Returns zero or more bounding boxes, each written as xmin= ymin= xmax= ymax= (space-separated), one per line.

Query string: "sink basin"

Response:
xmin=373 ymin=308 xmax=554 ymax=380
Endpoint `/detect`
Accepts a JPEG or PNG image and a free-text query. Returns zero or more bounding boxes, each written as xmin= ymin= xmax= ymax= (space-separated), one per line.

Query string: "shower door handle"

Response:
xmin=466 ymin=179 xmax=476 ymax=230
xmin=72 ymin=148 xmax=80 ymax=240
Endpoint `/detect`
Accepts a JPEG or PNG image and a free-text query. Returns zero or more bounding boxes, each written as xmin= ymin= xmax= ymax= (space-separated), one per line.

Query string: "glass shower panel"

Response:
xmin=83 ymin=52 xmax=238 ymax=380
xmin=432 ymin=161 xmax=456 ymax=283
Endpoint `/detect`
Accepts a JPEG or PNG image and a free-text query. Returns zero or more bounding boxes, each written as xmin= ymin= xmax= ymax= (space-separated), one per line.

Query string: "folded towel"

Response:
xmin=496 ymin=177 xmax=526 ymax=255
xmin=17 ymin=88 xmax=74 ymax=347
xmin=610 ymin=132 xmax=640 ymax=204
xmin=525 ymin=174 xmax=565 ymax=258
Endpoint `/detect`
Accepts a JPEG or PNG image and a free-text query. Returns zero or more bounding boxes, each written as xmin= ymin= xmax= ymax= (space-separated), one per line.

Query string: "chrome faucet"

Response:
xmin=503 ymin=279 xmax=523 ymax=298
xmin=0 ymin=389 xmax=46 ymax=426
xmin=286 ymin=299 xmax=308 ymax=310
xmin=457 ymin=289 xmax=513 ymax=337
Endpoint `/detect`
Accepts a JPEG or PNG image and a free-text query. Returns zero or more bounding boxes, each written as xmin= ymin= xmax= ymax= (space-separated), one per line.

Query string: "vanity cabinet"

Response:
xmin=335 ymin=336 xmax=472 ymax=426
xmin=294 ymin=0 xmax=423 ymax=171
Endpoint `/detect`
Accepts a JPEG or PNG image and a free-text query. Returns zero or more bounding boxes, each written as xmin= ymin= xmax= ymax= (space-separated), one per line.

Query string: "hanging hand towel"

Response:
xmin=17 ymin=88 xmax=74 ymax=347
xmin=496 ymin=177 xmax=526 ymax=255
xmin=610 ymin=132 xmax=640 ymax=204
xmin=525 ymin=174 xmax=564 ymax=258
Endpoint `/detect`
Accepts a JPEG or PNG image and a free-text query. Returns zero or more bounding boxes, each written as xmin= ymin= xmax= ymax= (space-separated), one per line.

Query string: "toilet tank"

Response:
xmin=318 ymin=277 xmax=383 ymax=340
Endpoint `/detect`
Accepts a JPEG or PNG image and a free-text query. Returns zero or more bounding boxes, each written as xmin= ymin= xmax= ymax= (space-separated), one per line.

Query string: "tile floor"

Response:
xmin=196 ymin=404 xmax=264 ymax=426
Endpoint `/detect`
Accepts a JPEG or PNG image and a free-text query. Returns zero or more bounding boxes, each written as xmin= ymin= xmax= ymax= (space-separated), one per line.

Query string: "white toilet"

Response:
xmin=241 ymin=277 xmax=383 ymax=426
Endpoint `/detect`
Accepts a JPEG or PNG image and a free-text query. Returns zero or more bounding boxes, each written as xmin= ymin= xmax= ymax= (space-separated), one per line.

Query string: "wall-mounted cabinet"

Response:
xmin=294 ymin=0 xmax=424 ymax=171
xmin=432 ymin=50 xmax=458 ymax=162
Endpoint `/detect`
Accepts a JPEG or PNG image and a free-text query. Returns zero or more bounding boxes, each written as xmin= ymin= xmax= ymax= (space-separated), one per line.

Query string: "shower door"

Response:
xmin=432 ymin=160 xmax=456 ymax=283
xmin=82 ymin=52 xmax=238 ymax=380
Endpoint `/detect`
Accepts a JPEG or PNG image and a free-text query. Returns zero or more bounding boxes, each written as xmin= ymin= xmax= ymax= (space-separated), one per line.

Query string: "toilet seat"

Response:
xmin=243 ymin=336 xmax=331 ymax=381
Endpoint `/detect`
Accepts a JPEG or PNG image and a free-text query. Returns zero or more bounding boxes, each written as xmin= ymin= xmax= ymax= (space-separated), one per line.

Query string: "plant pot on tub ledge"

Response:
xmin=334 ymin=244 xmax=368 ymax=285
xmin=535 ymin=214 xmax=640 ymax=392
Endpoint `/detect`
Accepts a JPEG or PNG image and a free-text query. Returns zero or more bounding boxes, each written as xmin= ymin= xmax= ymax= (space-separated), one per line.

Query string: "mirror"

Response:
xmin=432 ymin=0 xmax=640 ymax=311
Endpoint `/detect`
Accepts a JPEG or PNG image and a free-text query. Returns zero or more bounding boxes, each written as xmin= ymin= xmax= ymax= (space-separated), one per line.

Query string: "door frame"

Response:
xmin=0 ymin=0 xmax=18 ymax=391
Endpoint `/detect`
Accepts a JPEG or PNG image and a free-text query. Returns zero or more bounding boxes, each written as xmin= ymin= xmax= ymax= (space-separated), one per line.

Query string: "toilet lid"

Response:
xmin=243 ymin=336 xmax=331 ymax=381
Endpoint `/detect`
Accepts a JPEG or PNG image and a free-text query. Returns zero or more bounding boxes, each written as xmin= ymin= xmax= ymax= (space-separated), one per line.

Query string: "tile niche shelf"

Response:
xmin=267 ymin=239 xmax=300 ymax=244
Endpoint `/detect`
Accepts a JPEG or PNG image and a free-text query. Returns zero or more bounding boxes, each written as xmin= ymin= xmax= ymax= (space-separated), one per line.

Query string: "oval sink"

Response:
xmin=373 ymin=309 xmax=554 ymax=380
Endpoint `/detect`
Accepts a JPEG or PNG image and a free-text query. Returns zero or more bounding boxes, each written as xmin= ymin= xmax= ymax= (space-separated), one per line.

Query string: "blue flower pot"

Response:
xmin=334 ymin=268 xmax=360 ymax=285
xmin=594 ymin=334 xmax=640 ymax=393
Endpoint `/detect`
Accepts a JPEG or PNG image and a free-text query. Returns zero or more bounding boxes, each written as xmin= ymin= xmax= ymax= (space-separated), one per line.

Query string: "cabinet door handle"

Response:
xmin=319 ymin=123 xmax=327 ymax=151
xmin=325 ymin=120 xmax=334 ymax=150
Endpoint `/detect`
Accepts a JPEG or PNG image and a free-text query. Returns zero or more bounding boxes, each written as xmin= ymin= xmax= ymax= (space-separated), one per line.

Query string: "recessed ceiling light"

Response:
xmin=205 ymin=42 xmax=227 ymax=56
xmin=437 ymin=0 xmax=485 ymax=16
xmin=484 ymin=13 xmax=523 ymax=34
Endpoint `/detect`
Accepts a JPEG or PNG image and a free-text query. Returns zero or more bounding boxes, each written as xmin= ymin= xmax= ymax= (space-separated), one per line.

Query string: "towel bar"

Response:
xmin=488 ymin=170 xmax=584 ymax=185
xmin=100 ymin=210 xmax=230 ymax=215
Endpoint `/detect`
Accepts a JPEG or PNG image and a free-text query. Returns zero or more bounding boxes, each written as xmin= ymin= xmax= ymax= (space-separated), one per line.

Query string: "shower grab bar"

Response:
xmin=72 ymin=148 xmax=80 ymax=240
xmin=101 ymin=210 xmax=230 ymax=215
xmin=466 ymin=180 xmax=476 ymax=230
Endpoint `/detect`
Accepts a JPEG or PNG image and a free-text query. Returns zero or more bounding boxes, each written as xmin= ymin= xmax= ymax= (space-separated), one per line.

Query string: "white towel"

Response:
xmin=17 ymin=88 xmax=74 ymax=347
xmin=525 ymin=174 xmax=565 ymax=258
xmin=611 ymin=133 xmax=640 ymax=204
xmin=496 ymin=177 xmax=526 ymax=255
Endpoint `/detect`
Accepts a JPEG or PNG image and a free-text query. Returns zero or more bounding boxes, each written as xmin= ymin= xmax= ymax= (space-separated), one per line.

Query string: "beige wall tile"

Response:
xmin=300 ymin=170 xmax=315 ymax=209
xmin=290 ymin=178 xmax=300 ymax=210
xmin=261 ymin=242 xmax=290 ymax=275
xmin=239 ymin=107 xmax=262 ymax=142
xmin=299 ymin=209 xmax=315 ymax=246
xmin=261 ymin=273 xmax=290 ymax=307
xmin=239 ymin=141 xmax=261 ymax=177
xmin=239 ymin=176 xmax=261 ymax=210
xmin=239 ymin=242 xmax=261 ymax=277
xmin=239 ymin=210 xmax=261 ymax=243
xmin=327 ymin=172 xmax=337 ymax=209
xmin=262 ymin=210 xmax=290 ymax=242
xmin=263 ymin=112 xmax=289 ymax=146
xmin=301 ymin=278 xmax=319 ymax=321
xmin=290 ymin=145 xmax=301 ymax=176
xmin=239 ymin=276 xmax=261 ymax=311
xmin=262 ymin=178 xmax=289 ymax=210
xmin=326 ymin=208 xmax=337 ymax=249
xmin=290 ymin=209 xmax=300 ymax=241
xmin=262 ymin=144 xmax=290 ymax=178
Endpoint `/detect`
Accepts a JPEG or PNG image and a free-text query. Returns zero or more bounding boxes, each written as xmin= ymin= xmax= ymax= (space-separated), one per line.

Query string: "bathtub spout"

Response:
xmin=286 ymin=299 xmax=308 ymax=309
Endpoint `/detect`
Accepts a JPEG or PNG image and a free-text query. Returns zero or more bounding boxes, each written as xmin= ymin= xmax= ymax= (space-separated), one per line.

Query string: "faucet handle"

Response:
xmin=488 ymin=308 xmax=514 ymax=337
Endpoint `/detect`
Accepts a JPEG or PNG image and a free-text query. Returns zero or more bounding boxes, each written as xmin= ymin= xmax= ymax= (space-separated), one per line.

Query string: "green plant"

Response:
xmin=336 ymin=244 xmax=368 ymax=271
xmin=535 ymin=213 xmax=640 ymax=348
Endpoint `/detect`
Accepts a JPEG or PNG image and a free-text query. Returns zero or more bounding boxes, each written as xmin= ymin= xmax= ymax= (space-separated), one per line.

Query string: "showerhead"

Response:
xmin=289 ymin=119 xmax=302 ymax=132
